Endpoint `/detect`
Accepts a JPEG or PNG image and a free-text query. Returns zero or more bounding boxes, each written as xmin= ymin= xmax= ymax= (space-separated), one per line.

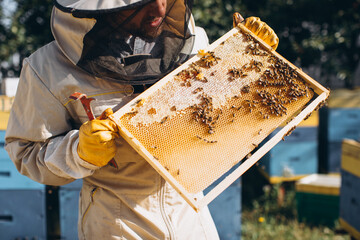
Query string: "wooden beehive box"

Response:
xmin=295 ymin=174 xmax=340 ymax=227
xmin=259 ymin=126 xmax=319 ymax=184
xmin=319 ymin=88 xmax=360 ymax=173
xmin=109 ymin=23 xmax=330 ymax=211
xmin=340 ymin=139 xmax=360 ymax=239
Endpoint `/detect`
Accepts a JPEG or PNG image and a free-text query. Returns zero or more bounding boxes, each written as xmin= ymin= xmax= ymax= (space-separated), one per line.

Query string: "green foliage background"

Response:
xmin=192 ymin=0 xmax=360 ymax=88
xmin=0 ymin=0 xmax=53 ymax=77
xmin=0 ymin=0 xmax=359 ymax=88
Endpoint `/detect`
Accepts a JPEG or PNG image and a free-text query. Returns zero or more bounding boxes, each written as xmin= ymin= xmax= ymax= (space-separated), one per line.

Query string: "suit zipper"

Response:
xmin=160 ymin=178 xmax=175 ymax=240
xmin=81 ymin=187 xmax=98 ymax=235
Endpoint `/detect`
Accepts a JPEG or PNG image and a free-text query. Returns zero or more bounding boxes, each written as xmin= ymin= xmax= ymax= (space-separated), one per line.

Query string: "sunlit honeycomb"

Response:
xmin=118 ymin=28 xmax=315 ymax=193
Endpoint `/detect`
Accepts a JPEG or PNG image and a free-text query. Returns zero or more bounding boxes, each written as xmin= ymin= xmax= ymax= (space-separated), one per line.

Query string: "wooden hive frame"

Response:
xmin=109 ymin=23 xmax=330 ymax=212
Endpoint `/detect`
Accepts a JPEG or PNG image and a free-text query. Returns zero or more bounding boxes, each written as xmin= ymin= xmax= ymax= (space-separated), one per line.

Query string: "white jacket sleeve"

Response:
xmin=5 ymin=58 xmax=99 ymax=186
xmin=191 ymin=26 xmax=210 ymax=54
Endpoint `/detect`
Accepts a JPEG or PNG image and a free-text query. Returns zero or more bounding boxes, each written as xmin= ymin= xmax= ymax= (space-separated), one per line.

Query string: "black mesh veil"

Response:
xmin=73 ymin=0 xmax=195 ymax=85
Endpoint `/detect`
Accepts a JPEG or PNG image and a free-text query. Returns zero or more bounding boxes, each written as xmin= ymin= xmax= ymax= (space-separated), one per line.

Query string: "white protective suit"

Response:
xmin=5 ymin=2 xmax=220 ymax=240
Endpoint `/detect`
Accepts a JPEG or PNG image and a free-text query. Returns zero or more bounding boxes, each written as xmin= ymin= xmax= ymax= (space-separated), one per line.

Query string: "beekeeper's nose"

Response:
xmin=148 ymin=0 xmax=166 ymax=17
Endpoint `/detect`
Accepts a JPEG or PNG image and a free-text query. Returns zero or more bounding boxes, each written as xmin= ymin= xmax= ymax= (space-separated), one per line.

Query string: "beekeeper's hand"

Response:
xmin=78 ymin=108 xmax=119 ymax=167
xmin=233 ymin=13 xmax=279 ymax=50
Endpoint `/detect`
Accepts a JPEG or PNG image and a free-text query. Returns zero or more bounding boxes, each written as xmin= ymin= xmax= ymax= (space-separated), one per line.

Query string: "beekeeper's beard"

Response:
xmin=126 ymin=17 xmax=165 ymax=41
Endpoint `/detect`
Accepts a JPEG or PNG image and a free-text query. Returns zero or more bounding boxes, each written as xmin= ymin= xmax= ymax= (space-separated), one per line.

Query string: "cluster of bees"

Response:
xmin=177 ymin=62 xmax=208 ymax=87
xmin=250 ymin=56 xmax=312 ymax=118
xmin=228 ymin=59 xmax=264 ymax=81
xmin=254 ymin=90 xmax=288 ymax=118
xmin=176 ymin=50 xmax=221 ymax=84
xmin=245 ymin=41 xmax=269 ymax=56
xmin=197 ymin=50 xmax=221 ymax=68
xmin=190 ymin=94 xmax=220 ymax=135
xmin=160 ymin=31 xmax=312 ymax=145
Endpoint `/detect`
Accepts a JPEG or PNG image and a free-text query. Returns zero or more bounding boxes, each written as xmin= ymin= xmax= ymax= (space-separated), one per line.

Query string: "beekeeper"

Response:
xmin=5 ymin=0 xmax=278 ymax=239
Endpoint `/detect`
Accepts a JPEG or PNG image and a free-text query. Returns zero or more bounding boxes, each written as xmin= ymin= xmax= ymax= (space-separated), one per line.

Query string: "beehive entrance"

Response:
xmin=117 ymin=28 xmax=315 ymax=193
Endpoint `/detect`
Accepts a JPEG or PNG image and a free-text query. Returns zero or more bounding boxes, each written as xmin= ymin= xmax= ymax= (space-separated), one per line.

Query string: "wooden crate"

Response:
xmin=340 ymin=139 xmax=360 ymax=239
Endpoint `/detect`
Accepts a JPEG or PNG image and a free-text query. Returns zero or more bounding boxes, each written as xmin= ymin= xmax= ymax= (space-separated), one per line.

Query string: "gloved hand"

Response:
xmin=233 ymin=13 xmax=279 ymax=50
xmin=78 ymin=108 xmax=119 ymax=167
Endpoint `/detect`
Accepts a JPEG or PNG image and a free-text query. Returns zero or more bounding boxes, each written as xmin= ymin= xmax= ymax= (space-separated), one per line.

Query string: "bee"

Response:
xmin=196 ymin=135 xmax=217 ymax=143
xmin=248 ymin=60 xmax=263 ymax=72
xmin=147 ymin=108 xmax=157 ymax=115
xmin=195 ymin=72 xmax=204 ymax=80
xmin=197 ymin=49 xmax=206 ymax=56
xmin=244 ymin=33 xmax=253 ymax=42
xmin=125 ymin=110 xmax=138 ymax=116
xmin=199 ymin=51 xmax=221 ymax=68
xmin=160 ymin=116 xmax=169 ymax=124
xmin=193 ymin=87 xmax=203 ymax=94
xmin=241 ymin=85 xmax=250 ymax=93
xmin=245 ymin=42 xmax=267 ymax=56
xmin=135 ymin=98 xmax=145 ymax=107
xmin=228 ymin=67 xmax=247 ymax=80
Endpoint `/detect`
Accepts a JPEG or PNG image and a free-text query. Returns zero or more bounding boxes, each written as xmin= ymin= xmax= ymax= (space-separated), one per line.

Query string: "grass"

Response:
xmin=240 ymin=167 xmax=352 ymax=240
xmin=242 ymin=213 xmax=350 ymax=240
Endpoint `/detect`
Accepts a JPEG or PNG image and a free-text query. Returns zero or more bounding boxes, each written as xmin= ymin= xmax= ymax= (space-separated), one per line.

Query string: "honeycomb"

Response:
xmin=116 ymin=27 xmax=316 ymax=193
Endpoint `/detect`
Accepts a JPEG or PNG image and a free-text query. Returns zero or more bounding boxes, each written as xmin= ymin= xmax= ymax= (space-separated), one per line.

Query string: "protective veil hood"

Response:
xmin=51 ymin=0 xmax=195 ymax=85
xmin=54 ymin=0 xmax=153 ymax=13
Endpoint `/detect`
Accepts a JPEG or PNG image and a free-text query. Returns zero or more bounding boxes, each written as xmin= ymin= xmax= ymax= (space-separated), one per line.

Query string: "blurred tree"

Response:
xmin=0 ymin=0 xmax=16 ymax=78
xmin=0 ymin=0 xmax=53 ymax=77
xmin=1 ymin=0 xmax=359 ymax=88
xmin=193 ymin=0 xmax=360 ymax=88
xmin=192 ymin=0 xmax=249 ymax=41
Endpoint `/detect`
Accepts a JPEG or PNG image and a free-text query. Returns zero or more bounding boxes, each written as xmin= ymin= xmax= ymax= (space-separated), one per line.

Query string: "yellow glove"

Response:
xmin=244 ymin=16 xmax=279 ymax=50
xmin=78 ymin=108 xmax=119 ymax=167
xmin=233 ymin=13 xmax=279 ymax=50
